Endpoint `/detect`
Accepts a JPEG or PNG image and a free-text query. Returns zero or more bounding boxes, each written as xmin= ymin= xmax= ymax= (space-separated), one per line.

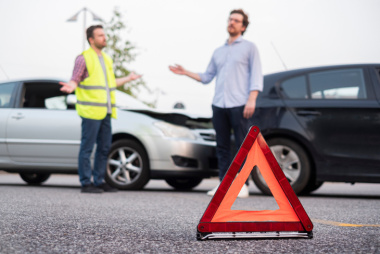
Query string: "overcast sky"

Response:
xmin=1 ymin=0 xmax=379 ymax=116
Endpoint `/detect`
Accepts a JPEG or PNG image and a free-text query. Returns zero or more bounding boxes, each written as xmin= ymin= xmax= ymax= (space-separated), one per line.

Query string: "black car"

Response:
xmin=252 ymin=64 xmax=380 ymax=195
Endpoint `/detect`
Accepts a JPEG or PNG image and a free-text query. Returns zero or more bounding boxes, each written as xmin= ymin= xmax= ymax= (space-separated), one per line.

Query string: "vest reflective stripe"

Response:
xmin=78 ymin=84 xmax=106 ymax=90
xmin=75 ymin=47 xmax=117 ymax=120
xmin=77 ymin=84 xmax=116 ymax=91
xmin=77 ymin=100 xmax=116 ymax=107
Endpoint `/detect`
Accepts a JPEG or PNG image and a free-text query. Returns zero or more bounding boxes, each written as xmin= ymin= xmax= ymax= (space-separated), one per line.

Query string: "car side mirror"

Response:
xmin=66 ymin=94 xmax=77 ymax=106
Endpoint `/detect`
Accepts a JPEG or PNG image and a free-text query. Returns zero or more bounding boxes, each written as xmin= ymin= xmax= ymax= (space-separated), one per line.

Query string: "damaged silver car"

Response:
xmin=0 ymin=79 xmax=218 ymax=190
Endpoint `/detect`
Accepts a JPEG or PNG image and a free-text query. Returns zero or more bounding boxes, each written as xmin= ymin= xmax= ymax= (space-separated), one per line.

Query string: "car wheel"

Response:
xmin=165 ymin=177 xmax=203 ymax=190
xmin=251 ymin=138 xmax=311 ymax=195
xmin=301 ymin=181 xmax=324 ymax=194
xmin=19 ymin=173 xmax=51 ymax=185
xmin=106 ymin=139 xmax=150 ymax=190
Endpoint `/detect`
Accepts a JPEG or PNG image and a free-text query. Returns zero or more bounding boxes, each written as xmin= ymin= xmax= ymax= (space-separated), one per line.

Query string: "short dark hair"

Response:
xmin=86 ymin=25 xmax=103 ymax=44
xmin=230 ymin=9 xmax=249 ymax=35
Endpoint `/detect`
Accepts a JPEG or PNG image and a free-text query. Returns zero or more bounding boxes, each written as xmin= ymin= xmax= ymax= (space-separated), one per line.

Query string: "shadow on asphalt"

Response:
xmin=304 ymin=193 xmax=380 ymax=200
xmin=0 ymin=183 xmax=212 ymax=194
xmin=0 ymin=183 xmax=80 ymax=189
xmin=1 ymin=182 xmax=380 ymax=199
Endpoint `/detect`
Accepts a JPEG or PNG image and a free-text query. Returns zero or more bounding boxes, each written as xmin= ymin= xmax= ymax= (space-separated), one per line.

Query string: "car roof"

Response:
xmin=0 ymin=78 xmax=65 ymax=84
xmin=0 ymin=78 xmax=212 ymax=119
xmin=265 ymin=63 xmax=380 ymax=79
xmin=262 ymin=63 xmax=380 ymax=96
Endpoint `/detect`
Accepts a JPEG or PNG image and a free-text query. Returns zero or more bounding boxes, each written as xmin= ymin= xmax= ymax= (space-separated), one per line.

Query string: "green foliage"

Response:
xmin=102 ymin=8 xmax=149 ymax=99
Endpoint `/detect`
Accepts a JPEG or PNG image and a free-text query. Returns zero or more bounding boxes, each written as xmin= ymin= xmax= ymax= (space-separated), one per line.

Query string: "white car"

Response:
xmin=0 ymin=79 xmax=218 ymax=190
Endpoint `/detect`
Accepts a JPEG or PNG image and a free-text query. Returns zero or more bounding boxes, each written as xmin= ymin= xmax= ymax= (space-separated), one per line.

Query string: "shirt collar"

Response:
xmin=225 ymin=35 xmax=244 ymax=45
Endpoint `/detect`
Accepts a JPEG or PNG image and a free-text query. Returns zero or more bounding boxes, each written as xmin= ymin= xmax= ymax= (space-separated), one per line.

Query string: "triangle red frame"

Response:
xmin=197 ymin=126 xmax=313 ymax=238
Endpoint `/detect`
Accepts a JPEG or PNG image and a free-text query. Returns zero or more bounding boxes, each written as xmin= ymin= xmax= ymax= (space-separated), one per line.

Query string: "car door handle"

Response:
xmin=296 ymin=110 xmax=321 ymax=116
xmin=11 ymin=114 xmax=25 ymax=120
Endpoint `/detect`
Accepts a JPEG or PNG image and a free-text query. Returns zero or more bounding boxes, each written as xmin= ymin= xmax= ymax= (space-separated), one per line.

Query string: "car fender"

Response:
xmin=261 ymin=127 xmax=323 ymax=173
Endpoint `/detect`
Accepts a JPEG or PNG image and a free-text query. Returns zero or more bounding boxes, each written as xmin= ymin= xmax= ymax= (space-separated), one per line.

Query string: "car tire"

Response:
xmin=105 ymin=139 xmax=150 ymax=190
xmin=19 ymin=173 xmax=51 ymax=185
xmin=165 ymin=177 xmax=203 ymax=190
xmin=251 ymin=138 xmax=311 ymax=195
xmin=301 ymin=181 xmax=324 ymax=194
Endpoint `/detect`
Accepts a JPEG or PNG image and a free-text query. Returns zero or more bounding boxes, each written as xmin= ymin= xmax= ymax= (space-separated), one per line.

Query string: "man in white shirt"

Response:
xmin=169 ymin=9 xmax=263 ymax=198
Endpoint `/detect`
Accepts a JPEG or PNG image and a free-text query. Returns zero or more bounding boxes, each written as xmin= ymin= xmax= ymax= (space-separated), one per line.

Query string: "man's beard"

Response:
xmin=227 ymin=26 xmax=240 ymax=37
xmin=229 ymin=31 xmax=240 ymax=37
xmin=94 ymin=41 xmax=106 ymax=50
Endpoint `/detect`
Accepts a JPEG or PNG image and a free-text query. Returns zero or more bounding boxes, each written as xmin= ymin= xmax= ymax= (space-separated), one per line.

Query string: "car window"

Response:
xmin=22 ymin=82 xmax=71 ymax=110
xmin=280 ymin=76 xmax=308 ymax=99
xmin=0 ymin=82 xmax=17 ymax=108
xmin=309 ymin=68 xmax=367 ymax=99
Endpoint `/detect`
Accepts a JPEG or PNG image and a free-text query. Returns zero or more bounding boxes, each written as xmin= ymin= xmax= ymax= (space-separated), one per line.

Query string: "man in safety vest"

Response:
xmin=60 ymin=25 xmax=141 ymax=193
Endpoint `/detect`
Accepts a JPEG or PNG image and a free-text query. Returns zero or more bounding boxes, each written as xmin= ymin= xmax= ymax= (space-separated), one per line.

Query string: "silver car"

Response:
xmin=0 ymin=79 xmax=218 ymax=190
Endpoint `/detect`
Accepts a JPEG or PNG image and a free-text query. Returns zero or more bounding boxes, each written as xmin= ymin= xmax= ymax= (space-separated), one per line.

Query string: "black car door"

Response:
xmin=280 ymin=67 xmax=380 ymax=182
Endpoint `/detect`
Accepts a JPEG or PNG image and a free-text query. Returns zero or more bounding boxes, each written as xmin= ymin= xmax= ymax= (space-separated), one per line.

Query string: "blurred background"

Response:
xmin=1 ymin=0 xmax=379 ymax=116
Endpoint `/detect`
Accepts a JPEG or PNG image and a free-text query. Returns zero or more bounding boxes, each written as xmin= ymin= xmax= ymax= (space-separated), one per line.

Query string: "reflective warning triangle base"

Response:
xmin=197 ymin=126 xmax=313 ymax=240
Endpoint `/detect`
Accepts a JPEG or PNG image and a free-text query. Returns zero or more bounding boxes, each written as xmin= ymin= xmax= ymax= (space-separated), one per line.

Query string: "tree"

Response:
xmin=102 ymin=8 xmax=150 ymax=101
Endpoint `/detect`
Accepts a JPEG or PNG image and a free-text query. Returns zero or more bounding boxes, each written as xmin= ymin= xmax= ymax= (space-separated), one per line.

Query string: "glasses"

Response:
xmin=228 ymin=18 xmax=243 ymax=24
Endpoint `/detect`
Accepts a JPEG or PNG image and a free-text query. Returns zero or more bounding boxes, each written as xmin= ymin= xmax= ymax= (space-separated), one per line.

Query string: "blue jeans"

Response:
xmin=78 ymin=115 xmax=112 ymax=187
xmin=212 ymin=105 xmax=257 ymax=181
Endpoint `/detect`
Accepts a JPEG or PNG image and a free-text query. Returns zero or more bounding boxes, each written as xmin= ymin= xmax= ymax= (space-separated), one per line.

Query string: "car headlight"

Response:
xmin=153 ymin=121 xmax=196 ymax=140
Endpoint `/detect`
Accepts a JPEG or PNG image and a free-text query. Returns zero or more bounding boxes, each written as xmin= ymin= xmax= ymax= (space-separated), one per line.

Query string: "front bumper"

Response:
xmin=141 ymin=135 xmax=218 ymax=179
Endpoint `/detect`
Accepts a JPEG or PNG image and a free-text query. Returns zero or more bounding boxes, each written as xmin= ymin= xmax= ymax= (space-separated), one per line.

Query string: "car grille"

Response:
xmin=199 ymin=132 xmax=216 ymax=141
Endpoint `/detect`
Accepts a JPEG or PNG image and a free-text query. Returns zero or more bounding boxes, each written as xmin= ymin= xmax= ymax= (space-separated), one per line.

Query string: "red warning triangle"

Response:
xmin=197 ymin=126 xmax=313 ymax=240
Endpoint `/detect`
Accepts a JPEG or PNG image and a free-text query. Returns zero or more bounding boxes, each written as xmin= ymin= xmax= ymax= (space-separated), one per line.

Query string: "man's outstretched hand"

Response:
xmin=168 ymin=64 xmax=201 ymax=82
xmin=169 ymin=64 xmax=186 ymax=75
xmin=127 ymin=72 xmax=142 ymax=81
xmin=59 ymin=81 xmax=77 ymax=94
xmin=116 ymin=72 xmax=142 ymax=87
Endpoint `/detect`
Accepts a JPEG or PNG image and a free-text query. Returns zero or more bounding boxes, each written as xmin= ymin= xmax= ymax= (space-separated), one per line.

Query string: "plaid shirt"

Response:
xmin=71 ymin=55 xmax=88 ymax=83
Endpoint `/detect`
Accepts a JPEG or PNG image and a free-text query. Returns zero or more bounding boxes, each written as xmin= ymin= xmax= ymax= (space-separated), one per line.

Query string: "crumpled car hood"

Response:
xmin=121 ymin=108 xmax=213 ymax=129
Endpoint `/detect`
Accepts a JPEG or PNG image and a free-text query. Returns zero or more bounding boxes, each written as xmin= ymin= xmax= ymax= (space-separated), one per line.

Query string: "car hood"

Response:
xmin=120 ymin=108 xmax=213 ymax=129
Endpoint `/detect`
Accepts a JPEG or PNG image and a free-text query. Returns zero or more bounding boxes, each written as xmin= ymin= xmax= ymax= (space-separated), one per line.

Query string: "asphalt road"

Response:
xmin=0 ymin=173 xmax=379 ymax=254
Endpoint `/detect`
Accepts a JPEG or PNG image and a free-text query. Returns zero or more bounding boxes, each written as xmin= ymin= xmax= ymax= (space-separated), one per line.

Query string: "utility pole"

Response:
xmin=66 ymin=7 xmax=103 ymax=51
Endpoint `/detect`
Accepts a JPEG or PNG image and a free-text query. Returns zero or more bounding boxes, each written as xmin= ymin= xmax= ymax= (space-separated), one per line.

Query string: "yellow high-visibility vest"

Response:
xmin=75 ymin=47 xmax=117 ymax=120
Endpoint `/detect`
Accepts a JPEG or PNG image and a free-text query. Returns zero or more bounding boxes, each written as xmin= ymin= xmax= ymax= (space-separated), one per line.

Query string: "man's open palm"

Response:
xmin=127 ymin=72 xmax=142 ymax=81
xmin=59 ymin=81 xmax=76 ymax=94
xmin=169 ymin=64 xmax=186 ymax=75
